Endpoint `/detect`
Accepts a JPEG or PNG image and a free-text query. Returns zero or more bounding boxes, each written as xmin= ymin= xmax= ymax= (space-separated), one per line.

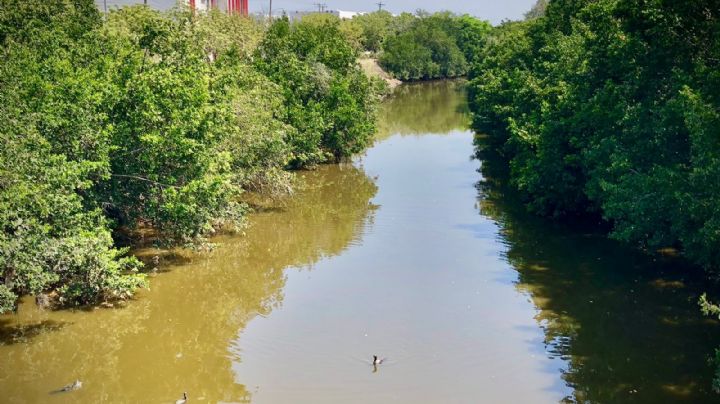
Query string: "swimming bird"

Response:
xmin=60 ymin=380 xmax=82 ymax=392
xmin=373 ymin=355 xmax=384 ymax=365
xmin=175 ymin=392 xmax=188 ymax=404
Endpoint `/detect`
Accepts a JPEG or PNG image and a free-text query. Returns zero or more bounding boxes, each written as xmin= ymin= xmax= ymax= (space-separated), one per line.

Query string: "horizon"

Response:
xmin=95 ymin=0 xmax=537 ymax=24
xmin=251 ymin=0 xmax=536 ymax=23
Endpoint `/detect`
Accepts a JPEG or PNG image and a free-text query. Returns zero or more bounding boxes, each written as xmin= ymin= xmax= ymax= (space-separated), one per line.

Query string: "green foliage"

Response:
xmin=700 ymin=294 xmax=720 ymax=392
xmin=380 ymin=32 xmax=437 ymax=80
xmin=524 ymin=0 xmax=549 ymax=20
xmin=0 ymin=93 xmax=147 ymax=310
xmin=0 ymin=1 xmax=377 ymax=312
xmin=468 ymin=0 xmax=720 ymax=270
xmin=379 ymin=12 xmax=481 ymax=81
xmin=700 ymin=294 xmax=720 ymax=320
xmin=98 ymin=6 xmax=246 ymax=243
xmin=209 ymin=50 xmax=293 ymax=195
xmin=339 ymin=11 xmax=490 ymax=81
xmin=256 ymin=17 xmax=379 ymax=167
xmin=454 ymin=15 xmax=492 ymax=64
xmin=712 ymin=348 xmax=720 ymax=394
xmin=345 ymin=11 xmax=394 ymax=53
xmin=0 ymin=0 xmax=146 ymax=311
xmin=195 ymin=8 xmax=265 ymax=60
xmin=0 ymin=285 xmax=15 ymax=314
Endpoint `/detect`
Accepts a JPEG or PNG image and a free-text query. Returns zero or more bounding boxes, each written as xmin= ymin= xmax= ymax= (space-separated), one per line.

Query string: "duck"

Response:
xmin=175 ymin=392 xmax=188 ymax=404
xmin=373 ymin=355 xmax=384 ymax=365
xmin=60 ymin=380 xmax=82 ymax=392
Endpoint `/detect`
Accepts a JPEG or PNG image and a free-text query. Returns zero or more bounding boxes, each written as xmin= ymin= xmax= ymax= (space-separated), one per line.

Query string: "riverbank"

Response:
xmin=467 ymin=3 xmax=720 ymax=273
xmin=3 ymin=81 xmax=719 ymax=403
xmin=0 ymin=5 xmax=380 ymax=313
xmin=359 ymin=57 xmax=402 ymax=90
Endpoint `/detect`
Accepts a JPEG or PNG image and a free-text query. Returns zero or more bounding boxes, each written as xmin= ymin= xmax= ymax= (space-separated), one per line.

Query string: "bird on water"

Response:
xmin=176 ymin=392 xmax=188 ymax=404
xmin=61 ymin=380 xmax=82 ymax=392
xmin=373 ymin=355 xmax=384 ymax=365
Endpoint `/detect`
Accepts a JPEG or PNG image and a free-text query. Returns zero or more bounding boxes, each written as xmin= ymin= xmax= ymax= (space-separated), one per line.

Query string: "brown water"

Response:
xmin=1 ymin=81 xmax=720 ymax=403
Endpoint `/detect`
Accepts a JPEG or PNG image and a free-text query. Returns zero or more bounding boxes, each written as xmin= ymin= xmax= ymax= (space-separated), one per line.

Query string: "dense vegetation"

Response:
xmin=468 ymin=0 xmax=720 ymax=272
xmin=0 ymin=0 xmax=380 ymax=313
xmin=343 ymin=11 xmax=491 ymax=81
xmin=256 ymin=15 xmax=381 ymax=167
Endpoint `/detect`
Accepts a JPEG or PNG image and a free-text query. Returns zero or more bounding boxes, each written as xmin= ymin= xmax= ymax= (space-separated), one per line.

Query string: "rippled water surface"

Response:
xmin=2 ymin=81 xmax=720 ymax=403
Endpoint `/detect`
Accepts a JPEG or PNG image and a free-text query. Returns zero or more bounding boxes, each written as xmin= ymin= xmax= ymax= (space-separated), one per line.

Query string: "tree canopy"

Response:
xmin=379 ymin=12 xmax=491 ymax=81
xmin=0 ymin=0 xmax=380 ymax=313
xmin=341 ymin=11 xmax=491 ymax=81
xmin=468 ymin=0 xmax=720 ymax=270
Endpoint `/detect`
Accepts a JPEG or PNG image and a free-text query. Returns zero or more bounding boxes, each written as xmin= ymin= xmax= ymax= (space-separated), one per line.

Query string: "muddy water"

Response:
xmin=1 ymin=81 xmax=719 ymax=403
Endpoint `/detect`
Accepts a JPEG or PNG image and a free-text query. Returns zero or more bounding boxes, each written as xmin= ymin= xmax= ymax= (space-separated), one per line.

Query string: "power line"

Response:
xmin=312 ymin=2 xmax=327 ymax=12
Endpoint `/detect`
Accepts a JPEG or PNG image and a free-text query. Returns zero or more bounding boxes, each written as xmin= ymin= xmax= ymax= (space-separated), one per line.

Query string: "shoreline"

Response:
xmin=359 ymin=57 xmax=402 ymax=90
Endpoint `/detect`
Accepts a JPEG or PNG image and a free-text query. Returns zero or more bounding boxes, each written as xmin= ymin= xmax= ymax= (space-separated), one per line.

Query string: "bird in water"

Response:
xmin=59 ymin=380 xmax=82 ymax=392
xmin=175 ymin=392 xmax=188 ymax=404
xmin=372 ymin=355 xmax=386 ymax=373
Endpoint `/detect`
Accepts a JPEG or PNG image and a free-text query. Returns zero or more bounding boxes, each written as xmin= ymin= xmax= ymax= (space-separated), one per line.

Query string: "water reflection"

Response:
xmin=4 ymin=80 xmax=718 ymax=404
xmin=0 ymin=164 xmax=377 ymax=403
xmin=376 ymin=80 xmax=470 ymax=139
xmin=230 ymin=89 xmax=565 ymax=403
xmin=476 ymin=144 xmax=720 ymax=403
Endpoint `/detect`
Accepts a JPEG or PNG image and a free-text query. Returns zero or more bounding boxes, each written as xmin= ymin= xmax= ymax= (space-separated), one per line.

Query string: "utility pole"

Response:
xmin=313 ymin=2 xmax=327 ymax=12
xmin=376 ymin=1 xmax=385 ymax=11
xmin=103 ymin=0 xmax=107 ymax=14
xmin=269 ymin=0 xmax=272 ymax=20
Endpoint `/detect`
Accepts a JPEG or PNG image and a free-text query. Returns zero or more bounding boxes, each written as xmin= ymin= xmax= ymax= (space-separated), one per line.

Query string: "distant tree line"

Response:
xmin=341 ymin=11 xmax=492 ymax=81
xmin=0 ymin=0 xmax=382 ymax=313
xmin=468 ymin=0 xmax=720 ymax=271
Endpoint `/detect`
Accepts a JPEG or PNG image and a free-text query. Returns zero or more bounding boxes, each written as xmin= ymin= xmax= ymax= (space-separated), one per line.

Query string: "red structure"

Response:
xmin=188 ymin=0 xmax=248 ymax=16
xmin=227 ymin=0 xmax=249 ymax=15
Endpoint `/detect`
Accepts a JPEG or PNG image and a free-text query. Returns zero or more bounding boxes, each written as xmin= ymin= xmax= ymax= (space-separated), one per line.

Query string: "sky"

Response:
xmin=250 ymin=0 xmax=537 ymax=24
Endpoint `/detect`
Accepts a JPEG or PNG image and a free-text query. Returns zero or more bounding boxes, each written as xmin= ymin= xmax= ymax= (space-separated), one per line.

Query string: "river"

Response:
xmin=1 ymin=81 xmax=720 ymax=403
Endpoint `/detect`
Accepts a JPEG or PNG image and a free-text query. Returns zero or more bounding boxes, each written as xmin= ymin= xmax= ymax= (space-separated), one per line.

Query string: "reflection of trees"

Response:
xmin=376 ymin=80 xmax=470 ymax=139
xmin=0 ymin=164 xmax=377 ymax=403
xmin=476 ymin=143 xmax=720 ymax=403
xmin=242 ymin=164 xmax=379 ymax=271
